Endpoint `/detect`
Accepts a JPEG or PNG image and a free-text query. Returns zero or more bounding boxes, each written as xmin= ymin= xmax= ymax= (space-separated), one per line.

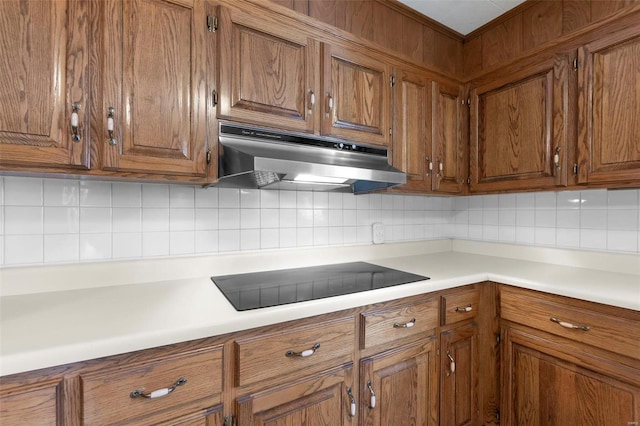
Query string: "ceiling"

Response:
xmin=397 ymin=0 xmax=527 ymax=35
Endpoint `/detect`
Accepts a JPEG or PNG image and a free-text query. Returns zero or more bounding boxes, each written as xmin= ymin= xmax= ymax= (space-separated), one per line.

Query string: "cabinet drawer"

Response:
xmin=0 ymin=379 xmax=60 ymax=426
xmin=501 ymin=286 xmax=640 ymax=360
xmin=441 ymin=287 xmax=479 ymax=325
xmin=235 ymin=316 xmax=354 ymax=387
xmin=360 ymin=298 xmax=439 ymax=349
xmin=81 ymin=345 xmax=223 ymax=425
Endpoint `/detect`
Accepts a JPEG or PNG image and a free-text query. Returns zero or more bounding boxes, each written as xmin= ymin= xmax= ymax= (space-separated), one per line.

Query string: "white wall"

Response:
xmin=0 ymin=176 xmax=638 ymax=267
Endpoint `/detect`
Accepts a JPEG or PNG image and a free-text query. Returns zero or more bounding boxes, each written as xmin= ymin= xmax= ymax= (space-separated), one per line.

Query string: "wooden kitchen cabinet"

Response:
xmin=469 ymin=53 xmax=573 ymax=192
xmin=577 ymin=28 xmax=640 ymax=185
xmin=322 ymin=44 xmax=392 ymax=147
xmin=0 ymin=0 xmax=90 ymax=170
xmin=99 ymin=0 xmax=210 ymax=177
xmin=500 ymin=286 xmax=640 ymax=425
xmin=0 ymin=378 xmax=62 ymax=425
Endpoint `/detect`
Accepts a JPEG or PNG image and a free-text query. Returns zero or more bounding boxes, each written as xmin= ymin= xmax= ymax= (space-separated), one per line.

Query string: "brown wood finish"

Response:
xmin=577 ymin=28 xmax=640 ymax=184
xmin=372 ymin=2 xmax=403 ymax=53
xmin=501 ymin=324 xmax=640 ymax=426
xmin=336 ymin=0 xmax=373 ymax=41
xmin=234 ymin=316 xmax=354 ymax=388
xmin=235 ymin=363 xmax=354 ymax=425
xmin=469 ymin=53 xmax=571 ymax=192
xmin=217 ymin=5 xmax=320 ymax=134
xmin=360 ymin=297 xmax=439 ymax=350
xmin=432 ymin=80 xmax=466 ymax=194
xmin=359 ymin=340 xmax=439 ymax=426
xmin=481 ymin=15 xmax=523 ymax=69
xmin=441 ymin=287 xmax=479 ymax=326
xmin=81 ymin=345 xmax=224 ymax=425
xmin=0 ymin=0 xmax=90 ymax=169
xmin=101 ymin=0 xmax=208 ymax=176
xmin=322 ymin=44 xmax=391 ymax=146
xmin=440 ymin=322 xmax=478 ymax=426
xmin=155 ymin=404 xmax=224 ymax=426
xmin=522 ymin=1 xmax=562 ymax=51
xmin=475 ymin=283 xmax=501 ymax=426
xmin=0 ymin=378 xmax=61 ymax=425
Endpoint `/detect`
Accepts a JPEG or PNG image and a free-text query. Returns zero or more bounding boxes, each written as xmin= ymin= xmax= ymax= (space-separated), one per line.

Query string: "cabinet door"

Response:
xmin=391 ymin=68 xmax=431 ymax=192
xmin=440 ymin=323 xmax=478 ymax=426
xmin=102 ymin=0 xmax=208 ymax=176
xmin=0 ymin=0 xmax=89 ymax=169
xmin=469 ymin=54 xmax=571 ymax=192
xmin=501 ymin=325 xmax=640 ymax=426
xmin=432 ymin=81 xmax=467 ymax=194
xmin=236 ymin=364 xmax=354 ymax=425
xmin=217 ymin=6 xmax=319 ymax=133
xmin=322 ymin=44 xmax=391 ymax=146
xmin=577 ymin=30 xmax=640 ymax=185
xmin=359 ymin=340 xmax=439 ymax=426
xmin=156 ymin=405 xmax=224 ymax=426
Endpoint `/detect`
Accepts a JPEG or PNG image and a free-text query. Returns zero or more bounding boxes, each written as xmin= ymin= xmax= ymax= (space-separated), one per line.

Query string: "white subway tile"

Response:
xmin=499 ymin=194 xmax=516 ymax=209
xmin=218 ymin=188 xmax=240 ymax=208
xmin=556 ymin=210 xmax=579 ymax=229
xmin=468 ymin=224 xmax=483 ymax=240
xmin=441 ymin=197 xmax=453 ymax=211
xmin=328 ymin=209 xmax=343 ymax=227
xmin=297 ymin=191 xmax=313 ymax=208
xmin=279 ymin=191 xmax=296 ymax=208
xmin=328 ymin=227 xmax=344 ymax=245
xmin=260 ymin=209 xmax=279 ymax=228
xmin=580 ymin=229 xmax=607 ymax=249
xmin=170 ymin=231 xmax=195 ymax=255
xmin=534 ymin=192 xmax=556 ymax=209
xmin=516 ymin=209 xmax=534 ymax=227
xmin=0 ymin=176 xmax=4 ymax=205
xmin=516 ymin=193 xmax=534 ymax=209
xmin=279 ymin=209 xmax=297 ymax=228
xmin=218 ymin=209 xmax=240 ymax=230
xmin=556 ymin=228 xmax=580 ymax=248
xmin=5 ymin=206 xmax=43 ymax=235
xmin=142 ymin=232 xmax=170 ymax=257
xmin=196 ymin=230 xmax=219 ymax=253
xmin=5 ymin=235 xmax=43 ymax=265
xmin=240 ymin=229 xmax=260 ymax=250
xmin=454 ymin=197 xmax=469 ymax=211
xmin=343 ymin=210 xmax=357 ymax=227
xmin=357 ymin=226 xmax=370 ymax=243
xmin=357 ymin=209 xmax=371 ymax=225
xmin=483 ymin=225 xmax=499 ymax=241
xmin=240 ymin=209 xmax=260 ymax=229
xmin=556 ymin=191 xmax=582 ymax=209
xmin=607 ymin=230 xmax=637 ymax=252
xmin=535 ymin=210 xmax=556 ymax=228
xmin=260 ymin=190 xmax=279 ymax=208
xmin=392 ymin=195 xmax=404 ymax=210
xmin=314 ymin=209 xmax=329 ymax=227
xmin=219 ymin=230 xmax=240 ymax=252
xmin=170 ymin=186 xmax=195 ymax=208
xmin=279 ymin=228 xmax=296 ymax=248
xmin=142 ymin=208 xmax=170 ymax=232
xmin=534 ymin=228 xmax=556 ymax=246
xmin=607 ymin=189 xmax=638 ymax=209
xmin=499 ymin=209 xmax=516 ymax=226
xmin=80 ymin=208 xmax=111 ymax=233
xmin=484 ymin=195 xmax=500 ymax=209
xmin=370 ymin=194 xmax=383 ymax=210
xmin=469 ymin=210 xmax=483 ymax=225
xmin=607 ymin=210 xmax=638 ymax=231
xmin=483 ymin=210 xmax=499 ymax=226
xmin=4 ymin=177 xmax=42 ymax=206
xmin=392 ymin=210 xmax=404 ymax=225
xmin=580 ymin=209 xmax=606 ymax=229
xmin=44 ymin=207 xmax=79 ymax=234
xmin=195 ymin=209 xmax=219 ymax=231
xmin=240 ymin=189 xmax=260 ymax=208
xmin=112 ymin=207 xmax=141 ymax=233
xmin=44 ymin=179 xmax=79 ymax=206
xmin=314 ymin=227 xmax=329 ymax=245
xmin=516 ymin=227 xmax=535 ymax=244
xmin=581 ymin=189 xmax=607 ymax=209
xmin=44 ymin=234 xmax=79 ymax=263
xmin=343 ymin=193 xmax=358 ymax=209
xmin=328 ymin=192 xmax=343 ymax=209
xmin=468 ymin=196 xmax=483 ymax=210
xmin=80 ymin=233 xmax=111 ymax=260
xmin=296 ymin=228 xmax=313 ymax=246
xmin=113 ymin=233 xmax=142 ymax=259
xmin=313 ymin=192 xmax=329 ymax=209
xmin=260 ymin=229 xmax=279 ymax=249
xmin=343 ymin=226 xmax=357 ymax=244
xmin=455 ymin=210 xmax=469 ymax=224
xmin=112 ymin=183 xmax=141 ymax=208
xmin=142 ymin=184 xmax=170 ymax=208
xmin=413 ymin=224 xmax=426 ymax=240
xmin=195 ymin=187 xmax=218 ymax=208
xmin=80 ymin=181 xmax=111 ymax=207
xmin=0 ymin=208 xmax=3 ymax=235
xmin=499 ymin=226 xmax=516 ymax=243
xmin=402 ymin=195 xmax=414 ymax=210
xmin=424 ymin=197 xmax=435 ymax=211
xmin=297 ymin=209 xmax=313 ymax=227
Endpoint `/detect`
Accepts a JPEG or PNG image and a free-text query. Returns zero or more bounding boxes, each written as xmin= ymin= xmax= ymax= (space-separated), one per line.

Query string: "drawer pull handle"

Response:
xmin=366 ymin=380 xmax=376 ymax=408
xmin=346 ymin=386 xmax=356 ymax=417
xmin=455 ymin=305 xmax=473 ymax=313
xmin=393 ymin=318 xmax=416 ymax=328
xmin=130 ymin=377 xmax=187 ymax=399
xmin=446 ymin=350 xmax=456 ymax=375
xmin=286 ymin=343 xmax=320 ymax=358
xmin=550 ymin=317 xmax=590 ymax=331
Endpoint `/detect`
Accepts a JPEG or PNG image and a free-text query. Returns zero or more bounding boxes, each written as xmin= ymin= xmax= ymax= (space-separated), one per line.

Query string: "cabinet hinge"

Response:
xmin=206 ymin=149 xmax=212 ymax=165
xmin=573 ymin=163 xmax=578 ymax=175
xmin=224 ymin=415 xmax=236 ymax=426
xmin=496 ymin=333 xmax=501 ymax=345
xmin=390 ymin=75 xmax=396 ymax=87
xmin=466 ymin=98 xmax=471 ymax=107
xmin=207 ymin=15 xmax=218 ymax=32
xmin=212 ymin=89 xmax=218 ymax=107
xmin=573 ymin=58 xmax=578 ymax=71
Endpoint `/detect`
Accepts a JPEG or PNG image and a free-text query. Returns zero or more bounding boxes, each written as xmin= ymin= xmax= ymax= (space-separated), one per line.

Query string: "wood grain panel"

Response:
xmin=402 ymin=16 xmax=424 ymax=63
xmin=308 ymin=0 xmax=336 ymax=26
xmin=424 ymin=27 xmax=462 ymax=75
xmin=463 ymin=36 xmax=483 ymax=77
xmin=269 ymin=0 xmax=309 ymax=15
xmin=432 ymin=81 xmax=465 ymax=194
xmin=522 ymin=0 xmax=562 ymax=50
xmin=441 ymin=323 xmax=477 ymax=426
xmin=482 ymin=15 xmax=522 ymax=68
xmin=372 ymin=1 xmax=402 ymax=51
xmin=0 ymin=379 xmax=61 ymax=425
xmin=441 ymin=287 xmax=479 ymax=325
xmin=591 ymin=0 xmax=640 ymax=22
xmin=562 ymin=0 xmax=591 ymax=34
xmin=336 ymin=0 xmax=372 ymax=40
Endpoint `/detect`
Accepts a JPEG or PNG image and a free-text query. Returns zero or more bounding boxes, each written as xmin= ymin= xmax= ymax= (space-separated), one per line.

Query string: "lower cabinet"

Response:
xmin=0 ymin=378 xmax=62 ymax=425
xmin=359 ymin=340 xmax=439 ymax=426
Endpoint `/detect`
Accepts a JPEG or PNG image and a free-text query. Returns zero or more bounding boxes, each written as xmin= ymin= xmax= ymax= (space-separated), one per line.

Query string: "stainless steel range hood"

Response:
xmin=216 ymin=123 xmax=406 ymax=194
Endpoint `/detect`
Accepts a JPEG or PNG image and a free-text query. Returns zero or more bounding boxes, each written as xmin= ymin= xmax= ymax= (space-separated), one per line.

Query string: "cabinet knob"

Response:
xmin=130 ymin=377 xmax=187 ymax=399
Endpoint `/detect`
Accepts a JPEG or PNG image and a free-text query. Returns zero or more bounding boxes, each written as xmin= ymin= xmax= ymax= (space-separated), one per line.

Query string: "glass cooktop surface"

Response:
xmin=211 ymin=262 xmax=430 ymax=311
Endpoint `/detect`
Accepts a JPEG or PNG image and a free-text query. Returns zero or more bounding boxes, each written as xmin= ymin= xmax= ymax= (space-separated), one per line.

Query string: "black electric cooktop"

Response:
xmin=211 ymin=262 xmax=430 ymax=311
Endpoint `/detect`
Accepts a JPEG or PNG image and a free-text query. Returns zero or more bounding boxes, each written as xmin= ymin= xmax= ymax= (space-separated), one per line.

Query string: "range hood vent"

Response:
xmin=216 ymin=123 xmax=406 ymax=194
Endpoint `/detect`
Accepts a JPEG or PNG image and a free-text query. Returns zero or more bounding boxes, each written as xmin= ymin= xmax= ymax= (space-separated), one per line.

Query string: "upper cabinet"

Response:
xmin=469 ymin=53 xmax=572 ymax=192
xmin=0 ymin=0 xmax=90 ymax=169
xmin=577 ymin=29 xmax=640 ymax=185
xmin=217 ymin=6 xmax=320 ymax=134
xmin=390 ymin=68 xmax=466 ymax=194
xmin=100 ymin=0 xmax=210 ymax=177
xmin=322 ymin=44 xmax=391 ymax=147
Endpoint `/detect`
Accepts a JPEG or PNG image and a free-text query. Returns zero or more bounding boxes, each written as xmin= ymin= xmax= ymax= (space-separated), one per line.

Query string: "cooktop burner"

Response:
xmin=211 ymin=262 xmax=429 ymax=311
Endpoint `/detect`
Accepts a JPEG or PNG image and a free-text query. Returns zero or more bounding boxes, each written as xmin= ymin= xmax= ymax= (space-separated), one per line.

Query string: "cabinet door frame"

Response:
xmin=469 ymin=53 xmax=572 ymax=192
xmin=101 ymin=0 xmax=208 ymax=176
xmin=0 ymin=0 xmax=90 ymax=169
xmin=577 ymin=28 xmax=640 ymax=184
xmin=322 ymin=44 xmax=391 ymax=147
xmin=217 ymin=5 xmax=320 ymax=134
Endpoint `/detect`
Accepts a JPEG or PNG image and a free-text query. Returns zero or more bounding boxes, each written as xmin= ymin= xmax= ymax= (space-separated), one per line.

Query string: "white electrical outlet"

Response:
xmin=372 ymin=223 xmax=385 ymax=244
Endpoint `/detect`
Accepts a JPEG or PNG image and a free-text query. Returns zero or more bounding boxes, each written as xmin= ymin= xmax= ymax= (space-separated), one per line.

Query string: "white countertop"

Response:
xmin=1 ymin=240 xmax=638 ymax=376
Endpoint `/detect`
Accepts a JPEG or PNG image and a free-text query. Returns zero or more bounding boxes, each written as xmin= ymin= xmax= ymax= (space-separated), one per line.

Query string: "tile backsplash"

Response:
xmin=0 ymin=176 xmax=638 ymax=266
